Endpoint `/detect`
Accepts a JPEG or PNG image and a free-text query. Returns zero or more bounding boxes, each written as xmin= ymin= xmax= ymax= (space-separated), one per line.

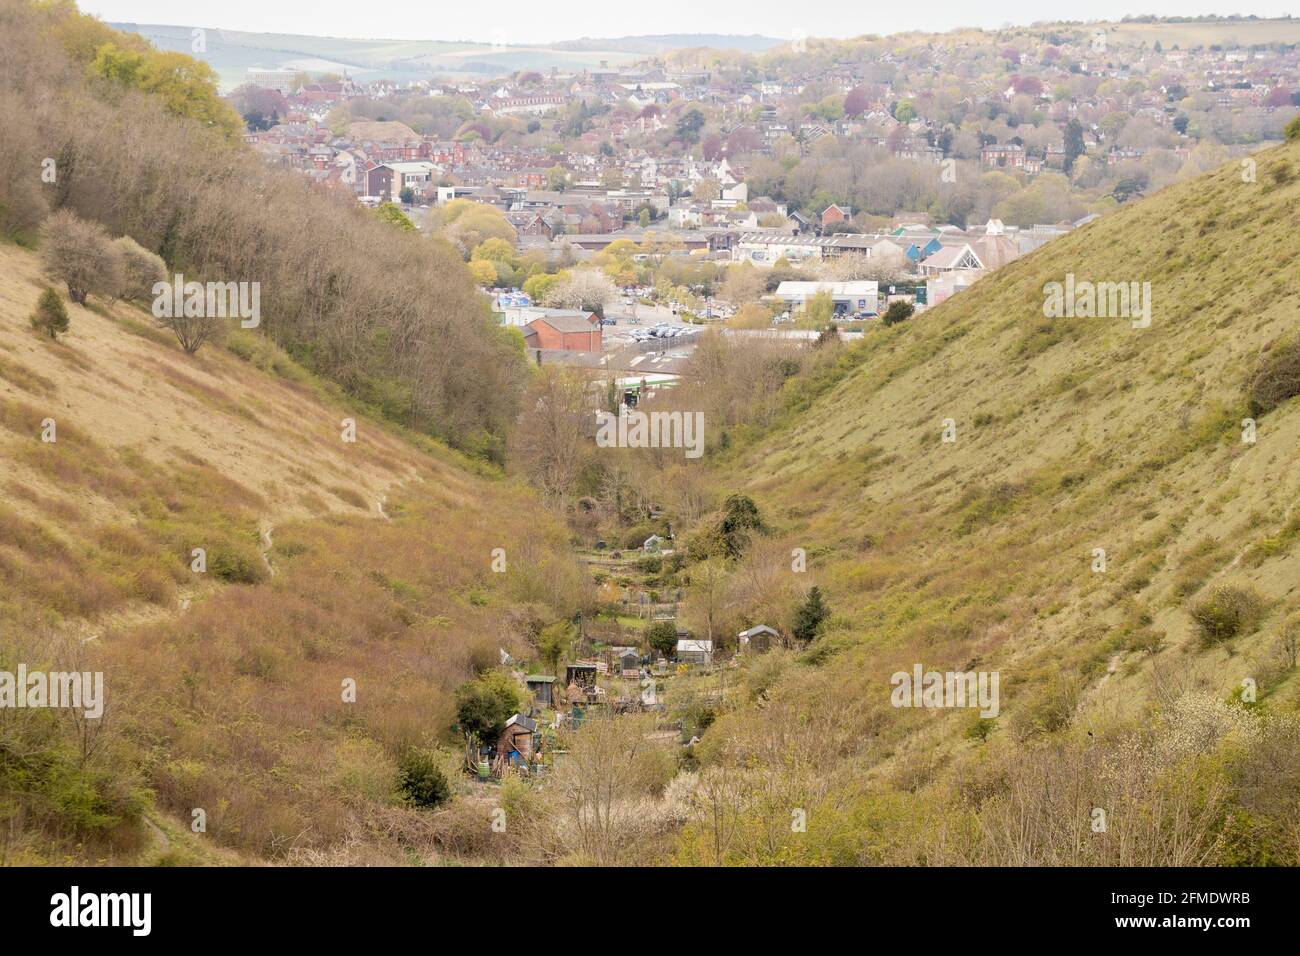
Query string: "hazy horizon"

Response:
xmin=81 ymin=1 xmax=1300 ymax=46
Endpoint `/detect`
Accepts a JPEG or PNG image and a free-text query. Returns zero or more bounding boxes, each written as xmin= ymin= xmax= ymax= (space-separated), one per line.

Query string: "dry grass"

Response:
xmin=675 ymin=138 xmax=1300 ymax=864
xmin=0 ymin=240 xmax=584 ymax=862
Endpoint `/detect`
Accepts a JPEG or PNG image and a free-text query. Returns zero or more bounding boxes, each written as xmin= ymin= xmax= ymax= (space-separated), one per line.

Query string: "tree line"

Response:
xmin=0 ymin=0 xmax=526 ymax=461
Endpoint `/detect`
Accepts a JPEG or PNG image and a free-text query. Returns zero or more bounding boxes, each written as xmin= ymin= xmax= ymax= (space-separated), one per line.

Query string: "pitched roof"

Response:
xmin=920 ymin=243 xmax=985 ymax=270
xmin=526 ymin=313 xmax=599 ymax=334
xmin=505 ymin=713 xmax=538 ymax=733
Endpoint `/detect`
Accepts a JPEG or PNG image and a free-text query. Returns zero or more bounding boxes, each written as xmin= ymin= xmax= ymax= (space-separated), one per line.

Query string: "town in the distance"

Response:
xmin=116 ymin=15 xmax=1299 ymax=396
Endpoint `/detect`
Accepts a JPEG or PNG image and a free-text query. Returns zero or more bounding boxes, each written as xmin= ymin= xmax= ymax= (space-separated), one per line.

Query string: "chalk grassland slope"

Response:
xmin=0 ymin=243 xmax=584 ymax=865
xmin=0 ymin=248 xmax=426 ymax=527
xmin=693 ymin=139 xmax=1300 ymax=864
xmin=1 ymin=0 xmax=525 ymax=461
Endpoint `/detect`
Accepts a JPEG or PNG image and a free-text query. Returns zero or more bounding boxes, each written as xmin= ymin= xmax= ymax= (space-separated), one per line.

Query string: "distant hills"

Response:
xmin=107 ymin=23 xmax=786 ymax=90
xmin=551 ymin=34 xmax=784 ymax=53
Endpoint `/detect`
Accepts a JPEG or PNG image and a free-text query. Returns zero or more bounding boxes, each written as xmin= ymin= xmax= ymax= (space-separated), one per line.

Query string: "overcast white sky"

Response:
xmin=80 ymin=1 xmax=1300 ymax=45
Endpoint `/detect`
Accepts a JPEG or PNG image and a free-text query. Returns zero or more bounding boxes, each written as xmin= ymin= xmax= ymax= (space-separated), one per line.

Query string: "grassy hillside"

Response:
xmin=2 ymin=0 xmax=525 ymax=461
xmin=0 ymin=242 xmax=585 ymax=864
xmin=681 ymin=137 xmax=1300 ymax=865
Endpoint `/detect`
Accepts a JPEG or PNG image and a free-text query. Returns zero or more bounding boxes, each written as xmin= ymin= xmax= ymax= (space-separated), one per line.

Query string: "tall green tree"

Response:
xmin=1063 ymin=119 xmax=1085 ymax=175
xmin=30 ymin=288 xmax=70 ymax=339
xmin=883 ymin=300 xmax=914 ymax=326
xmin=537 ymin=621 xmax=574 ymax=670
xmin=791 ymin=586 xmax=830 ymax=643
xmin=720 ymin=493 xmax=764 ymax=557
xmin=676 ymin=108 xmax=705 ymax=143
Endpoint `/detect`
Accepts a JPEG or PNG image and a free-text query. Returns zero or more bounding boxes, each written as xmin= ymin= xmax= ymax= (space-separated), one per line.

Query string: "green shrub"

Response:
xmin=791 ymin=585 xmax=831 ymax=644
xmin=536 ymin=620 xmax=573 ymax=668
xmin=1191 ymin=586 xmax=1266 ymax=646
xmin=1285 ymin=115 xmax=1300 ymax=142
xmin=30 ymin=287 xmax=69 ymax=339
xmin=646 ymin=620 xmax=678 ymax=658
xmin=235 ymin=644 xmax=285 ymax=681
xmin=964 ymin=715 xmax=996 ymax=742
xmin=111 ymin=235 xmax=166 ymax=302
xmin=209 ymin=544 xmax=267 ymax=584
xmin=955 ymin=481 xmax=1027 ymax=535
xmin=1009 ymin=675 xmax=1079 ymax=740
xmin=623 ymin=524 xmax=656 ymax=550
xmin=397 ymin=750 xmax=451 ymax=808
xmin=882 ymin=300 xmax=914 ymax=327
xmin=454 ymin=670 xmax=522 ymax=744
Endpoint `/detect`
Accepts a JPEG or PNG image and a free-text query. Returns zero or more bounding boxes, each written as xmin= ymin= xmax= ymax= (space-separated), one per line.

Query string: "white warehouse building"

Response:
xmin=773 ymin=281 xmax=879 ymax=314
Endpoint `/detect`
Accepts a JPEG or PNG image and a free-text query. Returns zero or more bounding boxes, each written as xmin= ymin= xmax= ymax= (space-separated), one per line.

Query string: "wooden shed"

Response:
xmin=618 ymin=649 xmax=640 ymax=678
xmin=496 ymin=713 xmax=539 ymax=764
xmin=566 ymin=662 xmax=598 ymax=689
xmin=525 ymin=674 xmax=556 ymax=708
xmin=738 ymin=624 xmax=780 ymax=653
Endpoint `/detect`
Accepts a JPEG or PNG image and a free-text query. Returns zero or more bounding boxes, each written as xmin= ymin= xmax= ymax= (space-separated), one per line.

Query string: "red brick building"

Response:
xmin=821 ymin=203 xmax=853 ymax=229
xmin=980 ymin=144 xmax=1026 ymax=169
xmin=522 ymin=311 xmax=603 ymax=351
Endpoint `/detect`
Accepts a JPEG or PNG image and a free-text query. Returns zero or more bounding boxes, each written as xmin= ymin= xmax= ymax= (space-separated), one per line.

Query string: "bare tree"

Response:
xmin=509 ymin=365 xmax=595 ymax=504
xmin=817 ymin=248 xmax=911 ymax=284
xmin=111 ymin=235 xmax=167 ymax=304
xmin=38 ymin=208 xmax=119 ymax=305
xmin=549 ymin=713 xmax=667 ymax=864
xmin=159 ymin=310 xmax=220 ymax=355
xmin=682 ymin=558 xmax=731 ymax=648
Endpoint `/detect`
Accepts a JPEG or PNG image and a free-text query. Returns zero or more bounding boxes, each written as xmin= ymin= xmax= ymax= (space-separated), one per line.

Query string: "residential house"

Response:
xmin=980 ymin=144 xmax=1026 ymax=169
xmin=821 ymin=203 xmax=853 ymax=229
xmin=363 ymin=161 xmax=436 ymax=202
xmin=787 ymin=210 xmax=815 ymax=234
